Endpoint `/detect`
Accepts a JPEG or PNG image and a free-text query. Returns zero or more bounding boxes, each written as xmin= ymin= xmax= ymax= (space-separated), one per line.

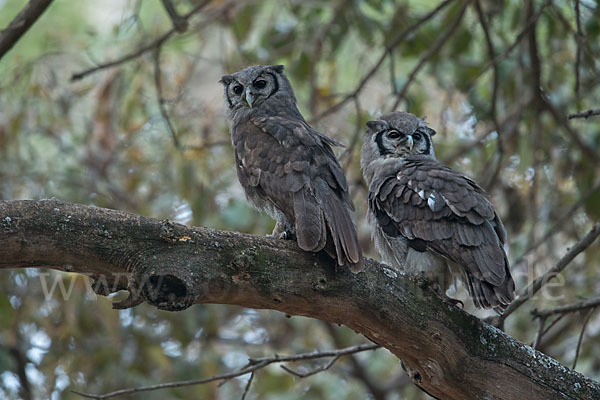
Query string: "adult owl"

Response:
xmin=220 ymin=65 xmax=364 ymax=272
xmin=361 ymin=112 xmax=515 ymax=309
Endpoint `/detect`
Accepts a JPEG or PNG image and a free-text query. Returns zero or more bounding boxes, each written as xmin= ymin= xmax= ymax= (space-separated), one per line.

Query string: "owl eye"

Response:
xmin=387 ymin=130 xmax=401 ymax=139
xmin=232 ymin=85 xmax=244 ymax=95
xmin=413 ymin=132 xmax=422 ymax=141
xmin=253 ymin=79 xmax=267 ymax=89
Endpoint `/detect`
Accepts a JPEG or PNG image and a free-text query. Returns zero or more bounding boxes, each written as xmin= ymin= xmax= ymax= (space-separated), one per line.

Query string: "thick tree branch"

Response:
xmin=0 ymin=0 xmax=54 ymax=62
xmin=1 ymin=200 xmax=599 ymax=400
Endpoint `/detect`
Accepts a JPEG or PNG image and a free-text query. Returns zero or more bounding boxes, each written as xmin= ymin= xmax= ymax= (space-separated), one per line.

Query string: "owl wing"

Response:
xmin=369 ymin=157 xmax=514 ymax=308
xmin=235 ymin=115 xmax=363 ymax=272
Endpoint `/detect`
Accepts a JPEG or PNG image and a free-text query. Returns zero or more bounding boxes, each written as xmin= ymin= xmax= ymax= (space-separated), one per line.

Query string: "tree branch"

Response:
xmin=568 ymin=108 xmax=600 ymax=120
xmin=70 ymin=0 xmax=211 ymax=81
xmin=153 ymin=46 xmax=181 ymax=148
xmin=160 ymin=0 xmax=188 ymax=33
xmin=389 ymin=1 xmax=467 ymax=111
xmin=73 ymin=344 xmax=378 ymax=399
xmin=309 ymin=0 xmax=454 ymax=123
xmin=0 ymin=0 xmax=55 ymax=62
xmin=1 ymin=200 xmax=599 ymax=400
xmin=495 ymin=223 xmax=600 ymax=325
xmin=532 ymin=297 xmax=600 ymax=319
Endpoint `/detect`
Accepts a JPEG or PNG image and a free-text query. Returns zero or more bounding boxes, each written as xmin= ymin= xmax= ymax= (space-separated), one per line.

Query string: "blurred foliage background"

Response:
xmin=0 ymin=0 xmax=599 ymax=399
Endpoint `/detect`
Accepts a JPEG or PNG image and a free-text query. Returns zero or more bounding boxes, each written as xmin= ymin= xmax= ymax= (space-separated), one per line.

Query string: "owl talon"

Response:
xmin=280 ymin=230 xmax=296 ymax=240
xmin=446 ymin=298 xmax=465 ymax=309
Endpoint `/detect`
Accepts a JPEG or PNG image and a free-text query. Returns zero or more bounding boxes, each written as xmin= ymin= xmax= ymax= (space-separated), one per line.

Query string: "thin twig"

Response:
xmin=525 ymin=0 xmax=598 ymax=163
xmin=153 ymin=46 xmax=180 ymax=148
xmin=549 ymin=3 xmax=600 ymax=83
xmin=532 ymin=296 xmax=600 ymax=319
xmin=540 ymin=94 xmax=599 ymax=163
xmin=573 ymin=308 xmax=596 ymax=369
xmin=341 ymin=97 xmax=363 ymax=171
xmin=71 ymin=0 xmax=211 ymax=81
xmin=389 ymin=1 xmax=468 ymax=111
xmin=568 ymin=108 xmax=600 ymax=120
xmin=512 ymin=182 xmax=600 ymax=268
xmin=309 ymin=0 xmax=455 ymax=123
xmin=281 ymin=355 xmax=341 ymax=378
xmin=307 ymin=0 xmax=349 ymax=115
xmin=474 ymin=0 xmax=504 ymax=191
xmin=474 ymin=0 xmax=499 ymax=129
xmin=0 ymin=0 xmax=55 ymax=62
xmin=496 ymin=223 xmax=600 ymax=325
xmin=470 ymin=0 xmax=551 ymax=84
xmin=240 ymin=371 xmax=255 ymax=400
xmin=574 ymin=0 xmax=582 ymax=96
xmin=541 ymin=314 xmax=566 ymax=339
xmin=323 ymin=323 xmax=389 ymax=400
xmin=442 ymin=102 xmax=526 ymax=165
xmin=532 ymin=316 xmax=547 ymax=349
xmin=71 ymin=344 xmax=380 ymax=399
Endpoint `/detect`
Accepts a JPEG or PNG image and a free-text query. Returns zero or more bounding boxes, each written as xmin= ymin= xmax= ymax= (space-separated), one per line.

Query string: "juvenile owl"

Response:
xmin=220 ymin=65 xmax=364 ymax=272
xmin=361 ymin=112 xmax=515 ymax=309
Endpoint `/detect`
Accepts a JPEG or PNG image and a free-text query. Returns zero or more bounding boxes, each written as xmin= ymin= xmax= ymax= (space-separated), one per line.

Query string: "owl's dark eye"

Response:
xmin=387 ymin=130 xmax=401 ymax=139
xmin=413 ymin=132 xmax=422 ymax=141
xmin=253 ymin=79 xmax=267 ymax=89
xmin=233 ymin=85 xmax=244 ymax=95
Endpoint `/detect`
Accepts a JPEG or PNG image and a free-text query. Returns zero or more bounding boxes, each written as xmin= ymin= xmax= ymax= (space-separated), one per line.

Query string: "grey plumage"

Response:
xmin=220 ymin=65 xmax=364 ymax=272
xmin=361 ymin=112 xmax=515 ymax=309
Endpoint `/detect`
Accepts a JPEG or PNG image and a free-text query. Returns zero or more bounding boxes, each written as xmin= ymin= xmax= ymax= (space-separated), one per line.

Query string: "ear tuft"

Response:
xmin=366 ymin=120 xmax=385 ymax=132
xmin=425 ymin=126 xmax=436 ymax=136
xmin=219 ymin=75 xmax=233 ymax=85
xmin=270 ymin=65 xmax=285 ymax=73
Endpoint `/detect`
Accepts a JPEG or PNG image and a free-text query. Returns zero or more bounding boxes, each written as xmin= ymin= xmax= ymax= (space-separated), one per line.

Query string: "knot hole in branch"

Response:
xmin=143 ymin=273 xmax=192 ymax=312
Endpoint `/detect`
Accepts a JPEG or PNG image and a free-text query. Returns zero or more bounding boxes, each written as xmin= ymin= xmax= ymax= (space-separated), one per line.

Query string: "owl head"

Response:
xmin=362 ymin=111 xmax=436 ymax=165
xmin=220 ymin=65 xmax=296 ymax=116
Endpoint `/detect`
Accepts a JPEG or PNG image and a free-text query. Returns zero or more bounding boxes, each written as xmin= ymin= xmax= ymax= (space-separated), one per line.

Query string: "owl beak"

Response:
xmin=245 ymin=88 xmax=255 ymax=108
xmin=398 ymin=136 xmax=414 ymax=152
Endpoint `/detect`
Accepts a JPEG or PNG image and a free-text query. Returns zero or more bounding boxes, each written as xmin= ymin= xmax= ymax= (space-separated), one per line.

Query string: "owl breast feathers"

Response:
xmin=221 ymin=65 xmax=364 ymax=272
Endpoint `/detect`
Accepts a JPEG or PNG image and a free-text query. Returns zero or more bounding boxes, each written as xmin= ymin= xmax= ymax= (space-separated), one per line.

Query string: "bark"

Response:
xmin=0 ymin=199 xmax=598 ymax=400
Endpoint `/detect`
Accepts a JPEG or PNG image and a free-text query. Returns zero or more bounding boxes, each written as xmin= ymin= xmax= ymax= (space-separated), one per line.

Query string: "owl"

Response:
xmin=220 ymin=65 xmax=364 ymax=272
xmin=361 ymin=112 xmax=515 ymax=310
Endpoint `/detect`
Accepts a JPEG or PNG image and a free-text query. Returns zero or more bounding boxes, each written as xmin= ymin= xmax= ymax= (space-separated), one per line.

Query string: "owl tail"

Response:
xmin=466 ymin=256 xmax=515 ymax=312
xmin=293 ymin=186 xmax=364 ymax=273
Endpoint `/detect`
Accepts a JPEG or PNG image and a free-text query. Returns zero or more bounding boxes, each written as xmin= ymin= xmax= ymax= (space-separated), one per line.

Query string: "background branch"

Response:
xmin=0 ymin=199 xmax=599 ymax=400
xmin=73 ymin=344 xmax=378 ymax=399
xmin=160 ymin=0 xmax=188 ymax=33
xmin=0 ymin=0 xmax=54 ymax=62
xmin=495 ymin=223 xmax=600 ymax=325
xmin=568 ymin=108 xmax=600 ymax=119
xmin=309 ymin=0 xmax=454 ymax=123
xmin=70 ymin=0 xmax=210 ymax=81
xmin=532 ymin=297 xmax=600 ymax=319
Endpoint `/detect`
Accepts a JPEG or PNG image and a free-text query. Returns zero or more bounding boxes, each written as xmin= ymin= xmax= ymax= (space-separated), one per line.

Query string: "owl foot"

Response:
xmin=280 ymin=230 xmax=296 ymax=240
xmin=443 ymin=297 xmax=465 ymax=309
xmin=267 ymin=230 xmax=295 ymax=240
xmin=271 ymin=220 xmax=296 ymax=241
xmin=427 ymin=281 xmax=464 ymax=309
